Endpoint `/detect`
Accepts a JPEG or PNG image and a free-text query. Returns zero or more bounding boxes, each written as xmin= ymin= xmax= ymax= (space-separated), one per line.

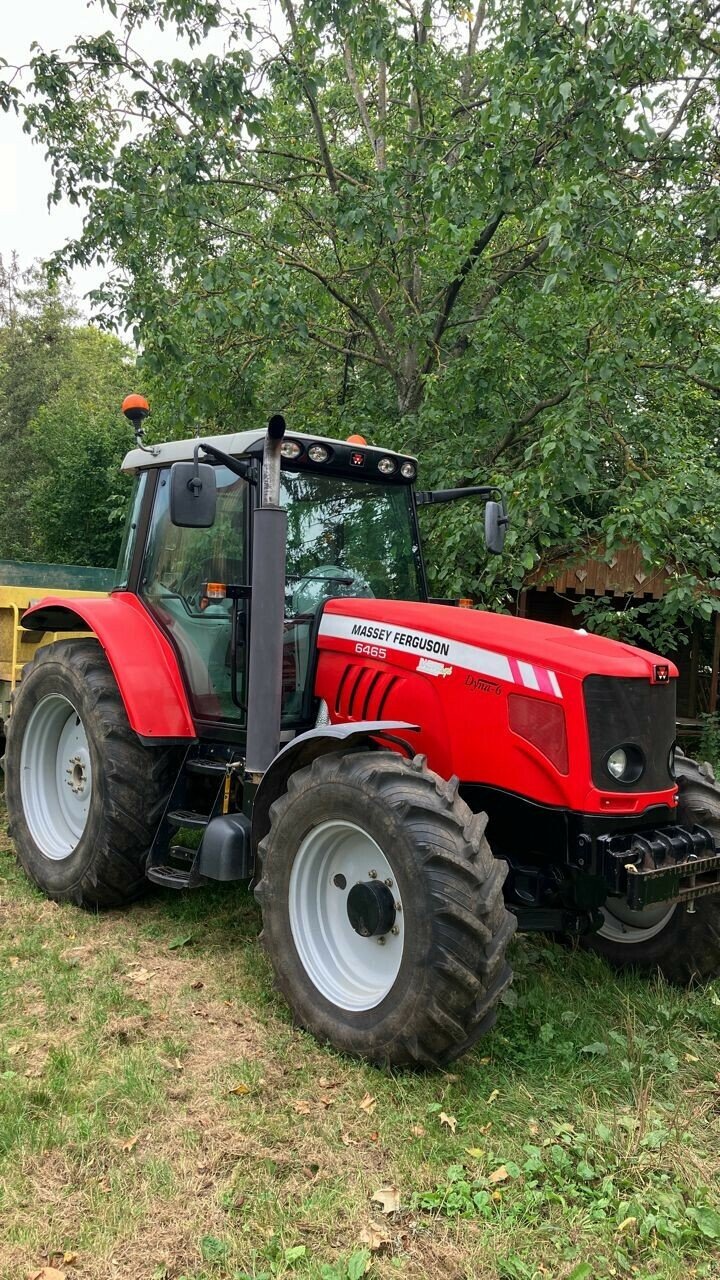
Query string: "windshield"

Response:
xmin=280 ymin=469 xmax=425 ymax=612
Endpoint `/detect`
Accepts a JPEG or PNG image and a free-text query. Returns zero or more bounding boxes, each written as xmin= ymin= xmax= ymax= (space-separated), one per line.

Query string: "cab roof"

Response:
xmin=121 ymin=429 xmax=416 ymax=474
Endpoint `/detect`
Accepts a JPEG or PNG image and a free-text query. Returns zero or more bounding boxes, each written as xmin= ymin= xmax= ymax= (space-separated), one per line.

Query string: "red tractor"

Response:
xmin=4 ymin=401 xmax=720 ymax=1066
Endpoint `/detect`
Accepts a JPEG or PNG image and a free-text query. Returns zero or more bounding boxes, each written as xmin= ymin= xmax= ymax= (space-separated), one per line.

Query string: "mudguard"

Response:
xmin=21 ymin=591 xmax=196 ymax=742
xmin=251 ymin=720 xmax=420 ymax=852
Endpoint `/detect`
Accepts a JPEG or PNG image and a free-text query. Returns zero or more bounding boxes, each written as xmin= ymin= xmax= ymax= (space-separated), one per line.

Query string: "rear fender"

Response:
xmin=21 ymin=592 xmax=196 ymax=743
xmin=251 ymin=720 xmax=420 ymax=854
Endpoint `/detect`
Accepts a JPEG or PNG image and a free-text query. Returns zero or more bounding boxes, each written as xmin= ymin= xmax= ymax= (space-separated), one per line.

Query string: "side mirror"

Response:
xmin=169 ymin=461 xmax=217 ymax=528
xmin=484 ymin=499 xmax=508 ymax=555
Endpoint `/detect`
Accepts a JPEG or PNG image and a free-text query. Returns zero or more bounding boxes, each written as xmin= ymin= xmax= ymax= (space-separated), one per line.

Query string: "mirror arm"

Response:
xmin=194 ymin=442 xmax=257 ymax=484
xmin=416 ymin=485 xmax=503 ymax=507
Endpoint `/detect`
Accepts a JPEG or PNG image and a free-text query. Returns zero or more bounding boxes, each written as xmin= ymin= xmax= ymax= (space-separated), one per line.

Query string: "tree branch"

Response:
xmin=446 ymin=235 xmax=550 ymax=333
xmin=638 ymin=361 xmax=720 ymax=397
xmin=281 ymin=254 xmax=393 ymax=364
xmin=281 ymin=0 xmax=339 ymax=194
xmin=377 ymin=58 xmax=387 ymax=171
xmin=461 ymin=3 xmax=486 ymax=97
xmin=485 ymin=387 xmax=573 ymax=466
xmin=422 ymin=209 xmax=505 ymax=373
xmin=343 ymin=40 xmax=378 ymax=160
xmin=304 ymin=328 xmax=390 ymax=368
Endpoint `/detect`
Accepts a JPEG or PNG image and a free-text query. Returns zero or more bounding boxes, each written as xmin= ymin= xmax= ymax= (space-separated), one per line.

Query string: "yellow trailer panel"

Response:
xmin=0 ymin=562 xmax=115 ymax=732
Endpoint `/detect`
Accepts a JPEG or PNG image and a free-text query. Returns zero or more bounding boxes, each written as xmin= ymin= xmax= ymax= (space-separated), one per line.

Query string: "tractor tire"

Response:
xmin=254 ymin=749 xmax=516 ymax=1067
xmin=4 ymin=638 xmax=178 ymax=908
xmin=582 ymin=753 xmax=720 ymax=984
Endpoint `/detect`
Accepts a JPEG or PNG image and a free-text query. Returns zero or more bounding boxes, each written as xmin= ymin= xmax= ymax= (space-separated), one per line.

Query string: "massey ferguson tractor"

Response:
xmin=4 ymin=398 xmax=720 ymax=1066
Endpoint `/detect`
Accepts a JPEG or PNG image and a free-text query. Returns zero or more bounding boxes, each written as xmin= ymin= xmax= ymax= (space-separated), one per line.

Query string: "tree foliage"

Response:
xmin=0 ymin=256 xmax=137 ymax=566
xmin=3 ymin=1 xmax=720 ymax=639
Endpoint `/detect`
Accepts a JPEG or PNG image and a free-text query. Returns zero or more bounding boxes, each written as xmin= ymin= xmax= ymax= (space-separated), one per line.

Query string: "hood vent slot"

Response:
xmin=334 ymin=664 xmax=401 ymax=720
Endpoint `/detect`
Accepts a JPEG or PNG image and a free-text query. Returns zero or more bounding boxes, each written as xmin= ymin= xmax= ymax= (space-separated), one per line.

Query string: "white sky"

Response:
xmin=0 ymin=0 xmax=226 ymax=316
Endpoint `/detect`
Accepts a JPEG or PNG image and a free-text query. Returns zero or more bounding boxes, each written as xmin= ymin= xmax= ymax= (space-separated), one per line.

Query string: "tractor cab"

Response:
xmin=118 ymin=423 xmax=428 ymax=736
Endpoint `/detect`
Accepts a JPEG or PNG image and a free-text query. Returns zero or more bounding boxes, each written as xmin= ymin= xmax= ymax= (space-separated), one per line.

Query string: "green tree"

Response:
xmin=0 ymin=259 xmax=137 ymax=565
xmin=4 ymin=1 xmax=720 ymax=638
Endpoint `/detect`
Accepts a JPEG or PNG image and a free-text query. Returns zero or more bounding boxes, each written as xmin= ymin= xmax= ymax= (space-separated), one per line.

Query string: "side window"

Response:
xmin=141 ymin=466 xmax=248 ymax=721
xmin=115 ymin=472 xmax=147 ymax=589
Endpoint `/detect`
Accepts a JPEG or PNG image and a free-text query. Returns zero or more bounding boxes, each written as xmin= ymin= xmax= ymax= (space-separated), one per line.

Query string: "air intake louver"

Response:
xmin=334 ymin=664 xmax=401 ymax=720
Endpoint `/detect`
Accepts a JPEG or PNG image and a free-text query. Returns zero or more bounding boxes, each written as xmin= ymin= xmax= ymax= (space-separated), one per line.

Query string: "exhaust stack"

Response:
xmin=244 ymin=415 xmax=288 ymax=782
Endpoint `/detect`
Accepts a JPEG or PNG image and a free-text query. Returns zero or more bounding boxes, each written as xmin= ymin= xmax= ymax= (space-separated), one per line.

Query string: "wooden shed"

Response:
xmin=518 ymin=545 xmax=719 ymax=731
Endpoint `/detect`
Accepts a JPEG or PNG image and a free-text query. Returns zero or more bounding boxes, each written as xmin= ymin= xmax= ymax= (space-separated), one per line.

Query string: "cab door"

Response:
xmin=140 ymin=465 xmax=249 ymax=723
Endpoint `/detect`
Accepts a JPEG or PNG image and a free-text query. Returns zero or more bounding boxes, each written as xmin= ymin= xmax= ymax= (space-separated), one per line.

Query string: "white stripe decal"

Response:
xmin=319 ymin=612 xmax=513 ymax=683
xmin=318 ymin=613 xmax=564 ymax=699
xmin=518 ymin=661 xmax=539 ymax=691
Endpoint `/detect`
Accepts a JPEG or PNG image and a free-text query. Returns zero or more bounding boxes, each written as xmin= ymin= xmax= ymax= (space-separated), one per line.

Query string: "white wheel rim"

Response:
xmin=598 ymin=897 xmax=676 ymax=944
xmin=288 ymin=820 xmax=404 ymax=1012
xmin=20 ymin=694 xmax=92 ymax=861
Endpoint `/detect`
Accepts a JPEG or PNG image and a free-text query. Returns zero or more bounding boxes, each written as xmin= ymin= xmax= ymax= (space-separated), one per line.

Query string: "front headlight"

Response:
xmin=604 ymin=743 xmax=645 ymax=785
xmin=607 ymin=747 xmax=627 ymax=780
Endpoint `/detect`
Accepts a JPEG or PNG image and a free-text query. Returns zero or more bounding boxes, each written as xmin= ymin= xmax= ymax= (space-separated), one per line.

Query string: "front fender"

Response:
xmin=251 ymin=720 xmax=420 ymax=853
xmin=22 ymin=591 xmax=196 ymax=742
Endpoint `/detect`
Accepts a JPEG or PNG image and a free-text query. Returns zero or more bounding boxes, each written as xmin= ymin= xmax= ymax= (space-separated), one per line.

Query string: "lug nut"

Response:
xmin=391 ymin=925 xmax=399 ymax=936
xmin=369 ymin=870 xmax=378 ymax=879
xmin=377 ymin=936 xmax=386 ymax=945
xmin=384 ymin=878 xmax=393 ymax=887
xmin=395 ymin=902 xmax=402 ymax=912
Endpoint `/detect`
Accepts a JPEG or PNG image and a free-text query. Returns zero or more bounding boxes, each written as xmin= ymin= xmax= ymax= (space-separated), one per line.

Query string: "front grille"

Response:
xmin=583 ymin=675 xmax=675 ymax=793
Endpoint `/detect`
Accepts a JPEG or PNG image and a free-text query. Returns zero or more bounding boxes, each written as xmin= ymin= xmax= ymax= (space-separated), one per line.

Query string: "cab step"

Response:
xmin=185 ymin=757 xmax=228 ymax=777
xmin=147 ymin=864 xmax=207 ymax=890
xmin=167 ymin=809 xmax=209 ymax=830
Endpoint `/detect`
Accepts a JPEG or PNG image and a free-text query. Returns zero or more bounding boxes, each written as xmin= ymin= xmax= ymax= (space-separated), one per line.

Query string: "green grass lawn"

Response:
xmin=1 ymin=811 xmax=720 ymax=1280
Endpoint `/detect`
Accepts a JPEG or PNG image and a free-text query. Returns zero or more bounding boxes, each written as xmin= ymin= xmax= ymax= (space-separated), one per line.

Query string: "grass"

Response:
xmin=1 ymin=812 xmax=720 ymax=1280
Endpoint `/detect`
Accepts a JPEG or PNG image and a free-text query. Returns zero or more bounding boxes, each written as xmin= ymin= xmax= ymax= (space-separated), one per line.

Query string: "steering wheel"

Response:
xmin=291 ymin=565 xmax=374 ymax=615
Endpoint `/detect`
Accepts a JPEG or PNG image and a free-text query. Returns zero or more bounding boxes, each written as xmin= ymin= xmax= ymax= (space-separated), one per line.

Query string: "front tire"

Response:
xmin=583 ymin=753 xmax=720 ymax=984
xmin=5 ymin=639 xmax=177 ymax=908
xmin=254 ymin=750 xmax=516 ymax=1066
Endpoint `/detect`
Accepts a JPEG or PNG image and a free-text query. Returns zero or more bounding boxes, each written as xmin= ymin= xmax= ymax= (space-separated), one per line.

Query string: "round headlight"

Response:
xmin=281 ymin=440 xmax=303 ymax=459
xmin=605 ymin=743 xmax=645 ymax=784
xmin=400 ymin=461 xmax=416 ymax=479
xmin=378 ymin=457 xmax=396 ymax=475
xmin=307 ymin=444 xmax=330 ymax=463
xmin=607 ymin=748 xmax=628 ymax=781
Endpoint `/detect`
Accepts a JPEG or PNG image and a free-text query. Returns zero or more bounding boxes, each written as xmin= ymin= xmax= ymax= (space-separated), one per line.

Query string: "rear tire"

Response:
xmin=5 ymin=639 xmax=178 ymax=908
xmin=582 ymin=753 xmax=720 ymax=984
xmin=254 ymin=750 xmax=516 ymax=1066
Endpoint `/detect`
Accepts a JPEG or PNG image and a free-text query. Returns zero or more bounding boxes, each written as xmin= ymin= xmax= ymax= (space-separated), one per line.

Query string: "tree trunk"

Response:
xmin=396 ymin=349 xmax=424 ymax=417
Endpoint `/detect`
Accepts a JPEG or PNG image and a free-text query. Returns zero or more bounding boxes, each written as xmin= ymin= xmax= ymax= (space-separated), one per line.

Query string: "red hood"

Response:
xmin=321 ymin=598 xmax=676 ymax=683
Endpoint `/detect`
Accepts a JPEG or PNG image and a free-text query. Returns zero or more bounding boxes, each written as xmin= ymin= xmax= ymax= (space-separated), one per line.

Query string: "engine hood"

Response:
xmin=319 ymin=598 xmax=676 ymax=687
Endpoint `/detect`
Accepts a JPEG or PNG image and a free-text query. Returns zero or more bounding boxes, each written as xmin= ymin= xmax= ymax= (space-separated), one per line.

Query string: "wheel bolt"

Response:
xmin=377 ymin=936 xmax=386 ymax=945
xmin=384 ymin=878 xmax=393 ymax=887
xmin=369 ymin=869 xmax=378 ymax=879
xmin=391 ymin=925 xmax=399 ymax=935
xmin=395 ymin=902 xmax=402 ymax=912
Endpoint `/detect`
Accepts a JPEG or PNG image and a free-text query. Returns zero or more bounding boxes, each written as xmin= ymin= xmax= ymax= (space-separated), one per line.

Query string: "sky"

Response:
xmin=0 ymin=0 xmax=226 ymax=316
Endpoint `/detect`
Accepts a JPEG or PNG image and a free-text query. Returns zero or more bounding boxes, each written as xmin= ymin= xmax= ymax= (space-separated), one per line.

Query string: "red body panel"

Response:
xmin=315 ymin=599 xmax=678 ymax=816
xmin=22 ymin=592 xmax=196 ymax=741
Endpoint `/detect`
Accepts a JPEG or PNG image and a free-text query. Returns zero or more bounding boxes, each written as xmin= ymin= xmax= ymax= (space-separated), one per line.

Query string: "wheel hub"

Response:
xmin=67 ymin=752 xmax=89 ymax=796
xmin=288 ymin=819 xmax=404 ymax=1011
xmin=20 ymin=694 xmax=92 ymax=861
xmin=347 ymin=880 xmax=396 ymax=938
